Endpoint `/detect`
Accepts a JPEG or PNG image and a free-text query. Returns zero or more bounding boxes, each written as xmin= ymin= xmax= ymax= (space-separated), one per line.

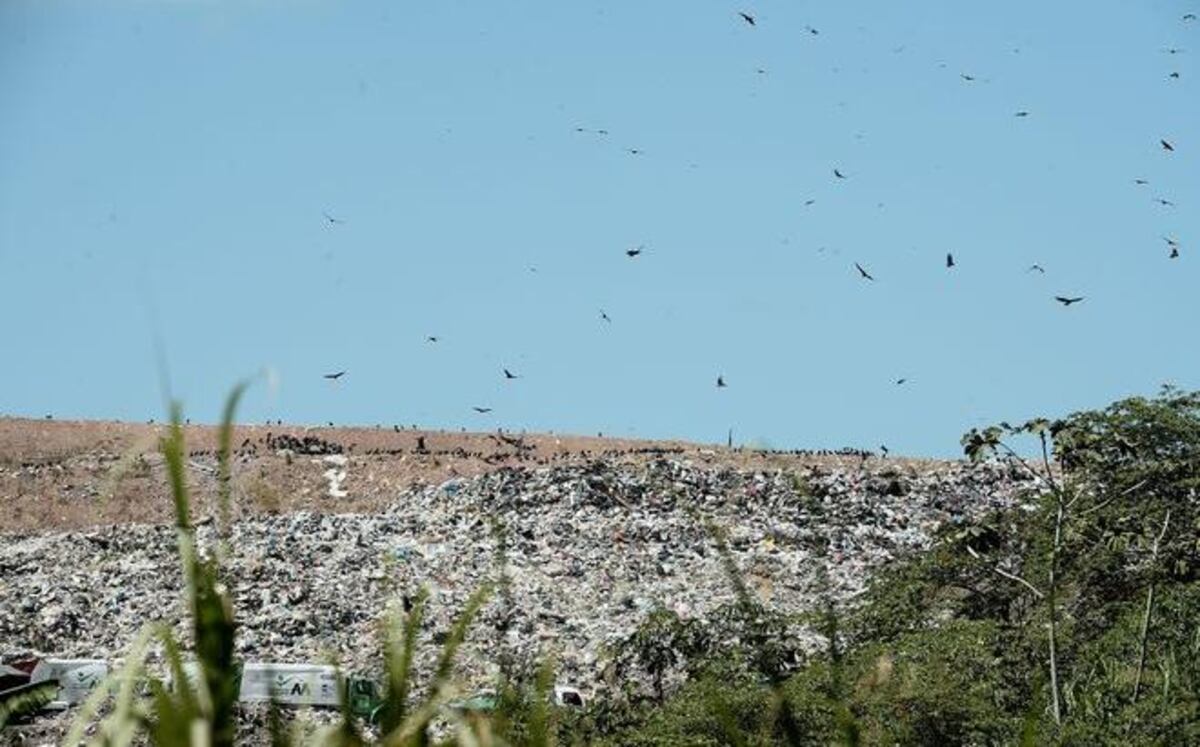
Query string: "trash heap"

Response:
xmin=0 ymin=456 xmax=1031 ymax=733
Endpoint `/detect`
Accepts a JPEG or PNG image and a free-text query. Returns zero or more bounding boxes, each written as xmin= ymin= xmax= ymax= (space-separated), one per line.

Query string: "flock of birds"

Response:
xmin=312 ymin=9 xmax=1190 ymax=439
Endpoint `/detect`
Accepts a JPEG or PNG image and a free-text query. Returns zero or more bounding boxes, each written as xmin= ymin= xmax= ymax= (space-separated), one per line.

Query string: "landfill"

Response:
xmin=0 ymin=455 xmax=1031 ymax=742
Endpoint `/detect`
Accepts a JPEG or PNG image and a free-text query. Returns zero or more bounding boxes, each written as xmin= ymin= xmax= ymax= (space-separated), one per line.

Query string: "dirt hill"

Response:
xmin=0 ymin=417 xmax=910 ymax=534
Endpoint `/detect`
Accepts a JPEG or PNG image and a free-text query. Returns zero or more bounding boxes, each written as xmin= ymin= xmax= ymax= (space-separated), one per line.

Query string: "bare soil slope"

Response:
xmin=0 ymin=418 xmax=910 ymax=533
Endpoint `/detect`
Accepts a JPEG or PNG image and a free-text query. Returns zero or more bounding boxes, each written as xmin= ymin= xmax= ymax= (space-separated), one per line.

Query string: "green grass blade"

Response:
xmin=381 ymin=587 xmax=430 ymax=734
xmin=216 ymin=379 xmax=251 ymax=534
xmin=430 ymin=584 xmax=493 ymax=696
xmin=527 ymin=655 xmax=557 ymax=747
xmin=0 ymin=681 xmax=58 ymax=729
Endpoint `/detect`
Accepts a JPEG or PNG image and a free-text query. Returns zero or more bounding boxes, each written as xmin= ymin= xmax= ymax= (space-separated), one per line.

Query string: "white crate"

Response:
xmin=29 ymin=659 xmax=108 ymax=708
xmin=238 ymin=662 xmax=341 ymax=707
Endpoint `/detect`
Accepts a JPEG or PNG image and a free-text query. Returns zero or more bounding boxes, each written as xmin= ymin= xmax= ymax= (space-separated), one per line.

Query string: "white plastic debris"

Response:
xmin=238 ymin=662 xmax=342 ymax=707
xmin=30 ymin=659 xmax=108 ymax=708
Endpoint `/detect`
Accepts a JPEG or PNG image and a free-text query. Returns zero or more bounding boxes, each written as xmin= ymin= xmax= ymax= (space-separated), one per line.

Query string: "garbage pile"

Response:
xmin=0 ymin=456 xmax=1030 ymax=734
xmin=262 ymin=433 xmax=344 ymax=456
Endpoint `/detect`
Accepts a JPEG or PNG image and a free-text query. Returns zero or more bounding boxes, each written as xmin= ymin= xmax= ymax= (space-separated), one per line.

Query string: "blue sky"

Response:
xmin=1 ymin=1 xmax=1196 ymax=456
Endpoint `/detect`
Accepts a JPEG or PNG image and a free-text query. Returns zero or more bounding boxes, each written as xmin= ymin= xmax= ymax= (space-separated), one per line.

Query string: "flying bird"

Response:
xmin=1014 ymin=111 xmax=1029 ymax=117
xmin=600 ymin=310 xmax=612 ymax=323
xmin=854 ymin=262 xmax=874 ymax=281
xmin=322 ymin=211 xmax=345 ymax=225
xmin=717 ymin=375 xmax=728 ymax=388
xmin=946 ymin=252 xmax=955 ymax=268
xmin=626 ymin=148 xmax=643 ymax=155
xmin=626 ymin=245 xmax=644 ymax=257
xmin=1165 ymin=236 xmax=1179 ymax=247
xmin=805 ymin=25 xmax=819 ymax=35
xmin=1169 ymin=72 xmax=1181 ymax=79
xmin=1055 ymin=296 xmax=1085 ymax=306
xmin=426 ymin=336 xmax=439 ymax=343
xmin=1027 ymin=264 xmax=1046 ymax=273
xmin=503 ymin=368 xmax=519 ymax=380
xmin=1161 ymin=139 xmax=1174 ymax=152
xmin=1155 ymin=198 xmax=1176 ymax=207
xmin=833 ymin=168 xmax=847 ymax=179
xmin=1134 ymin=178 xmax=1149 ymax=185
xmin=1185 ymin=13 xmax=1196 ymax=20
xmin=803 ymin=199 xmax=816 ymax=206
xmin=472 ymin=407 xmax=493 ymax=414
xmin=323 ymin=371 xmax=347 ymax=380
xmin=1170 ymin=247 xmax=1180 ymax=259
xmin=896 ymin=378 xmax=907 ymax=386
xmin=738 ymin=11 xmax=756 ymax=26
xmin=961 ymin=73 xmax=976 ymax=81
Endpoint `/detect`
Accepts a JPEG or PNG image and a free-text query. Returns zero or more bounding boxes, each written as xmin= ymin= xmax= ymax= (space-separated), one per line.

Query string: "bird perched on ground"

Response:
xmin=626 ymin=245 xmax=644 ymax=257
xmin=717 ymin=375 xmax=728 ymax=388
xmin=880 ymin=444 xmax=890 ymax=456
xmin=1028 ymin=264 xmax=1046 ymax=273
xmin=1055 ymin=296 xmax=1085 ymax=306
xmin=854 ymin=262 xmax=874 ymax=281
xmin=946 ymin=253 xmax=955 ymax=268
xmin=323 ymin=371 xmax=346 ymax=380
xmin=738 ymin=11 xmax=756 ymax=26
xmin=1161 ymin=139 xmax=1175 ymax=152
xmin=833 ymin=168 xmax=847 ymax=179
xmin=503 ymin=368 xmax=519 ymax=380
xmin=322 ymin=211 xmax=345 ymax=225
xmin=472 ymin=407 xmax=493 ymax=414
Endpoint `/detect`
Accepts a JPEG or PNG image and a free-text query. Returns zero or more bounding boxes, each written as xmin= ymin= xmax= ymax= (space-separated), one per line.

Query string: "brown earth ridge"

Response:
xmin=0 ymin=417 xmax=930 ymax=534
